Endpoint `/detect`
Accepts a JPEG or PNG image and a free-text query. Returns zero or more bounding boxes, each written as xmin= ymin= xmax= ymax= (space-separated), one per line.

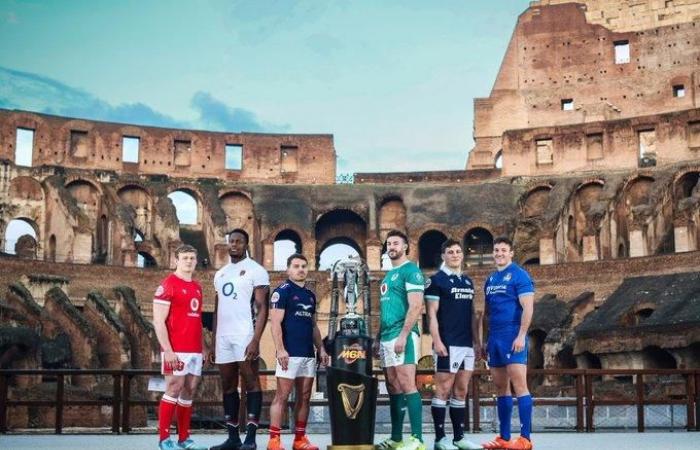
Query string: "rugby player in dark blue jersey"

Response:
xmin=425 ymin=239 xmax=482 ymax=450
xmin=482 ymin=238 xmax=534 ymax=450
xmin=267 ymin=254 xmax=329 ymax=450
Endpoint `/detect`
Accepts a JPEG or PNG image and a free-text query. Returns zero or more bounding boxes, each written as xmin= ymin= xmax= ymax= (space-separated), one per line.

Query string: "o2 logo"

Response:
xmin=222 ymin=282 xmax=238 ymax=300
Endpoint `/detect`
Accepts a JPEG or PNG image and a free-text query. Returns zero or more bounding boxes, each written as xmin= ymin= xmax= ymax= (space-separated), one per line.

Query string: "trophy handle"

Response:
xmin=329 ymin=270 xmax=339 ymax=342
xmin=362 ymin=264 xmax=371 ymax=339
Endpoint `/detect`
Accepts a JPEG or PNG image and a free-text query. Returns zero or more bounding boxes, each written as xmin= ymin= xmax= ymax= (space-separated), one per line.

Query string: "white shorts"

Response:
xmin=161 ymin=352 xmax=203 ymax=376
xmin=275 ymin=356 xmax=316 ymax=379
xmin=215 ymin=333 xmax=253 ymax=364
xmin=379 ymin=333 xmax=420 ymax=368
xmin=434 ymin=346 xmax=475 ymax=373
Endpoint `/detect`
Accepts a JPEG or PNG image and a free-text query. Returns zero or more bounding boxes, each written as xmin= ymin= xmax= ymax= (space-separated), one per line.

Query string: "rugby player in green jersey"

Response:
xmin=375 ymin=230 xmax=426 ymax=450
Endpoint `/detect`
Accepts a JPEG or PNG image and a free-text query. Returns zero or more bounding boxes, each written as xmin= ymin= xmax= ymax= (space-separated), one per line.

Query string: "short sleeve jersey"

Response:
xmin=213 ymin=257 xmax=270 ymax=338
xmin=425 ymin=267 xmax=475 ymax=347
xmin=153 ymin=273 xmax=203 ymax=353
xmin=379 ymin=260 xmax=425 ymax=342
xmin=270 ymin=281 xmax=316 ymax=358
xmin=484 ymin=263 xmax=535 ymax=334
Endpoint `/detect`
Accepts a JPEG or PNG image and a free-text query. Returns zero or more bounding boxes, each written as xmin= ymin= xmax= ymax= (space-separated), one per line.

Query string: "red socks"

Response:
xmin=270 ymin=425 xmax=281 ymax=439
xmin=177 ymin=398 xmax=193 ymax=442
xmin=158 ymin=394 xmax=178 ymax=442
xmin=294 ymin=421 xmax=307 ymax=441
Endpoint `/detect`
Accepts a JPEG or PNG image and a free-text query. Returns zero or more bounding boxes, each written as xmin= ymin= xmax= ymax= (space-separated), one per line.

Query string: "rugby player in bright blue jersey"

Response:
xmin=482 ymin=237 xmax=534 ymax=450
xmin=267 ymin=254 xmax=329 ymax=450
xmin=425 ymin=239 xmax=482 ymax=450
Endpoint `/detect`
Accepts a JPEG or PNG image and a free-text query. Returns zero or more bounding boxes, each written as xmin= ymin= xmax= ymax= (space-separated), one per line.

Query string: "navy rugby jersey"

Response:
xmin=425 ymin=266 xmax=475 ymax=347
xmin=484 ymin=263 xmax=534 ymax=334
xmin=270 ymin=280 xmax=316 ymax=357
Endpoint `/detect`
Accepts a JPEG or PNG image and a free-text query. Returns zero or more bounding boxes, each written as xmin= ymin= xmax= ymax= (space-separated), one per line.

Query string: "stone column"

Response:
xmin=629 ymin=229 xmax=647 ymax=257
xmin=582 ymin=234 xmax=599 ymax=261
xmin=365 ymin=239 xmax=382 ymax=271
xmin=539 ymin=237 xmax=556 ymax=265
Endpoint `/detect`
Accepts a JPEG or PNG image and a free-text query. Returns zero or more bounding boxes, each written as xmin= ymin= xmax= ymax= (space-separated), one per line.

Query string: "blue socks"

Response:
xmin=496 ymin=396 xmax=513 ymax=440
xmin=517 ymin=394 xmax=533 ymax=440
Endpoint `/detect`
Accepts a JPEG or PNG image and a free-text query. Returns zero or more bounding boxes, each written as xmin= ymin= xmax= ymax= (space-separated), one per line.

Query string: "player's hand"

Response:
xmin=473 ymin=342 xmax=484 ymax=361
xmin=319 ymin=348 xmax=330 ymax=368
xmin=434 ymin=341 xmax=448 ymax=357
xmin=245 ymin=338 xmax=260 ymax=360
xmin=512 ymin=334 xmax=526 ymax=353
xmin=163 ymin=350 xmax=179 ymax=370
xmin=372 ymin=339 xmax=380 ymax=358
xmin=277 ymin=349 xmax=290 ymax=371
xmin=202 ymin=347 xmax=211 ymax=367
xmin=394 ymin=334 xmax=407 ymax=354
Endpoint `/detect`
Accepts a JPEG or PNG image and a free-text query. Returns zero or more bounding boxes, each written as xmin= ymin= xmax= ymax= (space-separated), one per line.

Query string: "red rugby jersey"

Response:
xmin=153 ymin=273 xmax=203 ymax=353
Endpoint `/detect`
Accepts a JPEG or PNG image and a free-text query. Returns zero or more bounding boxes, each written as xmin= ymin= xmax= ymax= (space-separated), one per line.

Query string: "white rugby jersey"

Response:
xmin=213 ymin=257 xmax=270 ymax=337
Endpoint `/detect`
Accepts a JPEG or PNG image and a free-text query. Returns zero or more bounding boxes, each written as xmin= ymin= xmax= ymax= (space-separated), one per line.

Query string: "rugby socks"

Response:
xmin=223 ymin=391 xmax=241 ymax=442
xmin=449 ymin=397 xmax=466 ymax=441
xmin=405 ymin=391 xmax=423 ymax=442
xmin=294 ymin=420 xmax=307 ymax=441
xmin=389 ymin=393 xmax=406 ymax=442
xmin=431 ymin=398 xmax=447 ymax=441
xmin=158 ymin=394 xmax=178 ymax=442
xmin=496 ymin=396 xmax=513 ymax=441
xmin=269 ymin=425 xmax=281 ymax=439
xmin=176 ymin=397 xmax=193 ymax=443
xmin=245 ymin=391 xmax=263 ymax=444
xmin=517 ymin=394 xmax=533 ymax=440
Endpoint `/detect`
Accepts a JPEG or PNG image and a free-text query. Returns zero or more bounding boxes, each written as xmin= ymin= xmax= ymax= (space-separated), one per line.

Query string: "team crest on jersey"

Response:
xmin=504 ymin=273 xmax=512 ymax=282
xmin=270 ymin=292 xmax=280 ymax=304
xmin=240 ymin=270 xmax=246 ymax=276
xmin=391 ymin=273 xmax=399 ymax=281
xmin=380 ymin=283 xmax=388 ymax=295
xmin=424 ymin=278 xmax=431 ymax=289
xmin=155 ymin=285 xmax=164 ymax=297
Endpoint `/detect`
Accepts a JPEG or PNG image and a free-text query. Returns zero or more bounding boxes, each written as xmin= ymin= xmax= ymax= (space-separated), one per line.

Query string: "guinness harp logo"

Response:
xmin=337 ymin=383 xmax=365 ymax=419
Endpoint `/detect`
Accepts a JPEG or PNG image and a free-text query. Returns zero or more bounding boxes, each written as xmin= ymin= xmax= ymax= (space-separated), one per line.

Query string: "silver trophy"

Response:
xmin=328 ymin=256 xmax=371 ymax=341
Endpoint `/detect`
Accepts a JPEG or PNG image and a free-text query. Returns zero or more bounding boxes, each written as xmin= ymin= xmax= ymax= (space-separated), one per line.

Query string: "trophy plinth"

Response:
xmin=326 ymin=258 xmax=377 ymax=450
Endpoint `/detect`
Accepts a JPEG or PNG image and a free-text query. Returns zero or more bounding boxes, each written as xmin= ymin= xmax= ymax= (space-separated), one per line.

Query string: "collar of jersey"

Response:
xmin=440 ymin=264 xmax=462 ymax=278
xmin=388 ymin=260 xmax=411 ymax=271
xmin=227 ymin=257 xmax=250 ymax=267
xmin=496 ymin=262 xmax=514 ymax=272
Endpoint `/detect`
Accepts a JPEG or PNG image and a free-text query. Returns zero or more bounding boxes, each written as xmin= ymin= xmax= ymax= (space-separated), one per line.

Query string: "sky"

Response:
xmin=0 ymin=0 xmax=531 ymax=175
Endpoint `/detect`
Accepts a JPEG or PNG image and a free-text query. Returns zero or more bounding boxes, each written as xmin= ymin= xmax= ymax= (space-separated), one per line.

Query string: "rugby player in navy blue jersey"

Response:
xmin=267 ymin=254 xmax=329 ymax=450
xmin=482 ymin=238 xmax=534 ymax=450
xmin=425 ymin=239 xmax=482 ymax=450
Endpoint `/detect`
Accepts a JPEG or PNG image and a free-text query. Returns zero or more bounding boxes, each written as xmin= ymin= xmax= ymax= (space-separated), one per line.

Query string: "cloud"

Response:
xmin=0 ymin=66 xmax=286 ymax=133
xmin=191 ymin=91 xmax=289 ymax=133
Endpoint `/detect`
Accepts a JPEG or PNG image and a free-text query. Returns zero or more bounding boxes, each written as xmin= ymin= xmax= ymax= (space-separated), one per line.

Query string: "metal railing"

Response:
xmin=0 ymin=368 xmax=698 ymax=434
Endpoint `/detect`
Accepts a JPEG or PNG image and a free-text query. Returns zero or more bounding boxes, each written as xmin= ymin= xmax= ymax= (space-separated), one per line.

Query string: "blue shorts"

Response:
xmin=487 ymin=333 xmax=528 ymax=367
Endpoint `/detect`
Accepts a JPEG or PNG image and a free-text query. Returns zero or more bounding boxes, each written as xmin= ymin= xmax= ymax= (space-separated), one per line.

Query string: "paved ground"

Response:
xmin=0 ymin=432 xmax=696 ymax=450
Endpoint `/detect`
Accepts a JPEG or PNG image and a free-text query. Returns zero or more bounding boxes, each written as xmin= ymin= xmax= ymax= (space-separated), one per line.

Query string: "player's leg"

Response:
xmin=159 ymin=374 xmax=185 ymax=448
xmin=503 ymin=364 xmax=532 ymax=450
xmin=291 ymin=373 xmax=318 ymax=450
xmin=267 ymin=361 xmax=296 ymax=450
xmin=213 ymin=333 xmax=246 ymax=450
xmin=450 ymin=348 xmax=480 ymax=450
xmin=395 ymin=333 xmax=423 ymax=449
xmin=432 ymin=348 xmax=457 ymax=450
xmin=240 ymin=358 xmax=263 ymax=449
xmin=483 ymin=339 xmax=513 ymax=450
xmin=378 ymin=338 xmax=407 ymax=449
xmin=175 ymin=368 xmax=207 ymax=450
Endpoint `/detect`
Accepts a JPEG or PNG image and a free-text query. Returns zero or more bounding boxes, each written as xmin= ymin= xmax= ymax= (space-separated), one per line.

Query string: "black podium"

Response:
xmin=326 ymin=259 xmax=377 ymax=450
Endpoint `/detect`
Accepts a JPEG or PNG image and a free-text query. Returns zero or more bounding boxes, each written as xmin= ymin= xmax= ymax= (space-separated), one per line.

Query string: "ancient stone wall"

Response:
xmin=0 ymin=109 xmax=336 ymax=184
xmin=468 ymin=1 xmax=700 ymax=170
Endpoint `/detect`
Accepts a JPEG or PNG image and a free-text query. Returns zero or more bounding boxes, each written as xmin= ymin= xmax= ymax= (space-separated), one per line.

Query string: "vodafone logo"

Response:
xmin=188 ymin=298 xmax=200 ymax=317
xmin=380 ymin=283 xmax=388 ymax=296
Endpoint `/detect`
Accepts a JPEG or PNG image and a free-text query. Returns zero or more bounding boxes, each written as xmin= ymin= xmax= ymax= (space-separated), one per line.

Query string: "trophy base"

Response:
xmin=327 ymin=445 xmax=377 ymax=450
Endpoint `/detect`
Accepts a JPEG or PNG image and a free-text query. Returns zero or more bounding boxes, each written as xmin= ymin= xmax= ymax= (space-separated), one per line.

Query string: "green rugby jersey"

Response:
xmin=379 ymin=260 xmax=425 ymax=341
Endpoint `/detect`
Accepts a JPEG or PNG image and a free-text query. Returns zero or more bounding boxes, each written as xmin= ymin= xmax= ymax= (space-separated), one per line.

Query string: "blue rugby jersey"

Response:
xmin=425 ymin=266 xmax=475 ymax=347
xmin=484 ymin=263 xmax=535 ymax=334
xmin=270 ymin=280 xmax=316 ymax=357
